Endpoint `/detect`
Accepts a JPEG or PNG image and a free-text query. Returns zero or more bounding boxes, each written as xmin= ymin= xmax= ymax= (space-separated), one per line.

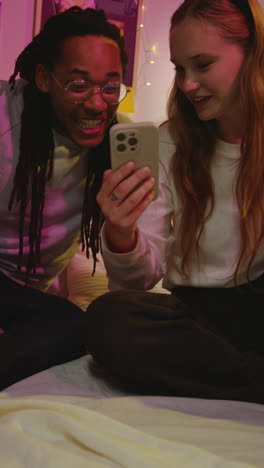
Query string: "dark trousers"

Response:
xmin=0 ymin=273 xmax=89 ymax=391
xmin=86 ymin=276 xmax=264 ymax=404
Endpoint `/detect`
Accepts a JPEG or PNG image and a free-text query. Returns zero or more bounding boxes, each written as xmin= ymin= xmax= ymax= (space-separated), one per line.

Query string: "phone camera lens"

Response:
xmin=128 ymin=137 xmax=138 ymax=146
xmin=116 ymin=132 xmax=126 ymax=141
xmin=117 ymin=144 xmax=126 ymax=152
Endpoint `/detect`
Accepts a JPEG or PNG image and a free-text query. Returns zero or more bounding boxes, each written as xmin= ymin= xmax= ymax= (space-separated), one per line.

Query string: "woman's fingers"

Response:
xmin=115 ymin=175 xmax=155 ymax=215
xmin=102 ymin=168 xmax=112 ymax=181
xmin=98 ymin=162 xmax=153 ymax=207
xmin=110 ymin=166 xmax=152 ymax=203
xmin=104 ymin=188 xmax=155 ymax=253
xmin=99 ymin=161 xmax=136 ymax=199
xmin=118 ymin=188 xmax=155 ymax=227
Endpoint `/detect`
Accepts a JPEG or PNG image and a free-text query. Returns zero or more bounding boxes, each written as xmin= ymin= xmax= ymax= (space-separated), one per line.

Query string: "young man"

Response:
xmin=0 ymin=6 xmax=128 ymax=390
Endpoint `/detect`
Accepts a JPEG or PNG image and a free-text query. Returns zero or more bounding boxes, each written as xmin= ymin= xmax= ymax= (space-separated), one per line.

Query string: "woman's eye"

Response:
xmin=197 ymin=62 xmax=213 ymax=70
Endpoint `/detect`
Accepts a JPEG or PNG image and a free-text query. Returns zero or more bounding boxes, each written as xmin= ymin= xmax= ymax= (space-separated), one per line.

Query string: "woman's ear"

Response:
xmin=35 ymin=64 xmax=50 ymax=93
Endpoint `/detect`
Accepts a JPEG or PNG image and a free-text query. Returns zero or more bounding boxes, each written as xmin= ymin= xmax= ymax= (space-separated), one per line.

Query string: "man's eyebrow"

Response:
xmin=69 ymin=68 xmax=121 ymax=78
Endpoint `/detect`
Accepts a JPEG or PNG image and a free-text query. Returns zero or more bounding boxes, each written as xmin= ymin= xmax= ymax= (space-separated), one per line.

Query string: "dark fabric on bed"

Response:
xmin=86 ymin=276 xmax=264 ymax=404
xmin=0 ymin=272 xmax=89 ymax=391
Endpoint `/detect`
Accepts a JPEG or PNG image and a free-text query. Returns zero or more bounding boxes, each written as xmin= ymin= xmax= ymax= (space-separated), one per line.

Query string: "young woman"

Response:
xmin=88 ymin=0 xmax=264 ymax=404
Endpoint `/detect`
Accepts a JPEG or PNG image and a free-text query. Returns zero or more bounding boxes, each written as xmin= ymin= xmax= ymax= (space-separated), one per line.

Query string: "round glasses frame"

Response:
xmin=50 ymin=73 xmax=129 ymax=105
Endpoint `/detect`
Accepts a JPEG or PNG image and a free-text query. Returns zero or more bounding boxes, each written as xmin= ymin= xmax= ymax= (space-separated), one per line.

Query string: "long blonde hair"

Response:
xmin=168 ymin=0 xmax=264 ymax=282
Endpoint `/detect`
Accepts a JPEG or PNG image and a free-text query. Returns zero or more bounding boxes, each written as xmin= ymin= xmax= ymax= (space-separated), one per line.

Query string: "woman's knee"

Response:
xmin=85 ymin=289 xmax=185 ymax=357
xmin=86 ymin=291 xmax=133 ymax=338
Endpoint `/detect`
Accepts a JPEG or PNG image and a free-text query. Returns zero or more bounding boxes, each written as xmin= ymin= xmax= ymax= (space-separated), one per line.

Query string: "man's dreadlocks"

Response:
xmin=8 ymin=6 xmax=128 ymax=281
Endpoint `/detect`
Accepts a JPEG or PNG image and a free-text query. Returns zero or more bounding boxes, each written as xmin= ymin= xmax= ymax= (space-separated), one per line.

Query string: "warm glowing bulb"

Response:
xmin=151 ymin=44 xmax=157 ymax=53
xmin=150 ymin=60 xmax=155 ymax=64
xmin=146 ymin=82 xmax=151 ymax=86
xmin=140 ymin=24 xmax=144 ymax=28
xmin=142 ymin=4 xmax=145 ymax=10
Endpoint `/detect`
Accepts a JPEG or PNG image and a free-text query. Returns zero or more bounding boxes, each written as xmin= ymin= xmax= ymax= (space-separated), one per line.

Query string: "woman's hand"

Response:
xmin=97 ymin=161 xmax=155 ymax=253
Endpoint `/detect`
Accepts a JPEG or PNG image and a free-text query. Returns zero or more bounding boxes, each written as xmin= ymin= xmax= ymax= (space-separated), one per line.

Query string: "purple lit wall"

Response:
xmin=0 ymin=0 xmax=35 ymax=80
xmin=40 ymin=0 xmax=139 ymax=87
xmin=2 ymin=0 xmax=264 ymax=122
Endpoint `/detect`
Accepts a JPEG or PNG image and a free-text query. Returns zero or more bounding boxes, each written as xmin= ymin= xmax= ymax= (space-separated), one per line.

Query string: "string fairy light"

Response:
xmin=134 ymin=0 xmax=158 ymax=90
xmin=120 ymin=0 xmax=158 ymax=113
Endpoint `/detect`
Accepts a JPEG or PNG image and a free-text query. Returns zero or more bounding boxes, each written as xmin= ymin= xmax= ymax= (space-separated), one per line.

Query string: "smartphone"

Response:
xmin=109 ymin=121 xmax=159 ymax=200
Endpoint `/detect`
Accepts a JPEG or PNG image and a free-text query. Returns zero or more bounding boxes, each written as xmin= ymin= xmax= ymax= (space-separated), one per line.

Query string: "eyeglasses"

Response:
xmin=50 ymin=73 xmax=128 ymax=105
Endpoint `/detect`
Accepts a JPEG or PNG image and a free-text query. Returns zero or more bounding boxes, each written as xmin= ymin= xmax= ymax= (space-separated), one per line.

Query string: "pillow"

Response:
xmin=66 ymin=248 xmax=109 ymax=311
xmin=49 ymin=246 xmax=168 ymax=311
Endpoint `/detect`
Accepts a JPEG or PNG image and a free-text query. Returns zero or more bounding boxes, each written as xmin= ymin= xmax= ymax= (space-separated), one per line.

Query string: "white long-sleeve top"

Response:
xmin=101 ymin=123 xmax=264 ymax=291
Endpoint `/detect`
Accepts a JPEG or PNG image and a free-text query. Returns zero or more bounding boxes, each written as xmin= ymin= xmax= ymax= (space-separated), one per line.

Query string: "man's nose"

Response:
xmin=83 ymin=88 xmax=108 ymax=111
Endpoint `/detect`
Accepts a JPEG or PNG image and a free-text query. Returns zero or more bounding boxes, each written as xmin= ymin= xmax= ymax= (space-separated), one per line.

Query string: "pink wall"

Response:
xmin=132 ymin=0 xmax=181 ymax=124
xmin=1 ymin=0 xmax=264 ymax=123
xmin=0 ymin=0 xmax=35 ymax=80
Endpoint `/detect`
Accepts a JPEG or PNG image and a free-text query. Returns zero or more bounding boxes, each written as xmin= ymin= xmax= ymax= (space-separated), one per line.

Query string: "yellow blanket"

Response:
xmin=0 ymin=394 xmax=261 ymax=468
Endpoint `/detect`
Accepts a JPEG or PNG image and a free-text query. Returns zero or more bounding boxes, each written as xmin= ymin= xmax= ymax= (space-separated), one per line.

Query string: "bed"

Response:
xmin=1 ymin=248 xmax=264 ymax=468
